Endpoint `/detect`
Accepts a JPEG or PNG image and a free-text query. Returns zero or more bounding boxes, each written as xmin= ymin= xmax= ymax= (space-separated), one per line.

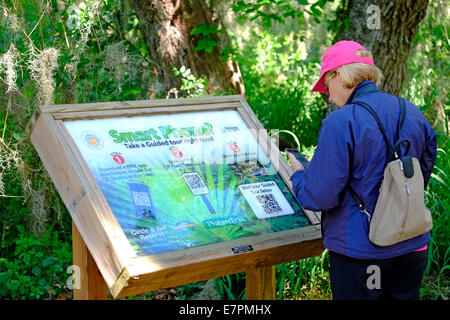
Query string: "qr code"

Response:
xmin=131 ymin=191 xmax=151 ymax=206
xmin=182 ymin=172 xmax=209 ymax=195
xmin=256 ymin=194 xmax=283 ymax=215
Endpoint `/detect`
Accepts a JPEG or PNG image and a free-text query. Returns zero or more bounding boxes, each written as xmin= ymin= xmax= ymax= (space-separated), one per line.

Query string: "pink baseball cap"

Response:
xmin=311 ymin=40 xmax=374 ymax=94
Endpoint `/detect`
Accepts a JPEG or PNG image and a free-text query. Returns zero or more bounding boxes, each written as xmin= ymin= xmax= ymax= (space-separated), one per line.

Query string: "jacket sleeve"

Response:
xmin=420 ymin=122 xmax=437 ymax=188
xmin=291 ymin=112 xmax=352 ymax=211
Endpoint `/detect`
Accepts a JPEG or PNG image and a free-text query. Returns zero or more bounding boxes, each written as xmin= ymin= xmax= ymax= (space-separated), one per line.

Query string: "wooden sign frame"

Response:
xmin=30 ymin=95 xmax=323 ymax=299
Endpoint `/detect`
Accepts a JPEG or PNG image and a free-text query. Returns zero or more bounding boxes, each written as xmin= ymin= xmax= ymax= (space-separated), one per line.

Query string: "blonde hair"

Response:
xmin=324 ymin=50 xmax=383 ymax=89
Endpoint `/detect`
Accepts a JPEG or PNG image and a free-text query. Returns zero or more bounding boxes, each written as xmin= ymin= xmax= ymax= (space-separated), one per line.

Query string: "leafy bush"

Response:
xmin=173 ymin=66 xmax=207 ymax=98
xmin=0 ymin=226 xmax=72 ymax=299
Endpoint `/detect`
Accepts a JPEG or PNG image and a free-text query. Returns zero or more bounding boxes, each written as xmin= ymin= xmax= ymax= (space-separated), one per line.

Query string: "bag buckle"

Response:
xmin=358 ymin=204 xmax=372 ymax=222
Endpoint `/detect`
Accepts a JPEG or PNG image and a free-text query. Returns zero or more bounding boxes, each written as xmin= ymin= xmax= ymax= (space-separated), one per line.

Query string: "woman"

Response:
xmin=287 ymin=40 xmax=437 ymax=300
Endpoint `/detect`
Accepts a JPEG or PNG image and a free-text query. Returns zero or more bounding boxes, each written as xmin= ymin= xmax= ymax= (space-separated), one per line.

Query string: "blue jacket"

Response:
xmin=291 ymin=80 xmax=437 ymax=259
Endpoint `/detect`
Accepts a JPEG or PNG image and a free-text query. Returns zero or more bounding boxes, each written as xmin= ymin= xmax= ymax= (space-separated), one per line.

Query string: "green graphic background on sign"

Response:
xmin=64 ymin=110 xmax=311 ymax=256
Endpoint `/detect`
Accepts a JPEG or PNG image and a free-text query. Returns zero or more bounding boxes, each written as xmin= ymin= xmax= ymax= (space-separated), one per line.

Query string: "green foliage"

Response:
xmin=0 ymin=225 xmax=72 ymax=299
xmin=215 ymin=273 xmax=246 ymax=300
xmin=404 ymin=1 xmax=449 ymax=123
xmin=401 ymin=1 xmax=449 ymax=299
xmin=190 ymin=24 xmax=222 ymax=54
xmin=173 ymin=66 xmax=207 ymax=98
xmin=232 ymin=0 xmax=334 ymax=28
xmin=422 ymin=131 xmax=450 ymax=298
xmin=238 ymin=30 xmax=324 ymax=147
xmin=277 ymin=250 xmax=331 ymax=299
xmin=190 ymin=23 xmax=236 ymax=61
xmin=0 ymin=0 xmax=151 ymax=300
xmin=220 ymin=44 xmax=237 ymax=62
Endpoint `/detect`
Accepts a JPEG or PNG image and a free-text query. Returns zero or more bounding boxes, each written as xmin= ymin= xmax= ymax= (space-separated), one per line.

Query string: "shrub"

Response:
xmin=0 ymin=225 xmax=72 ymax=299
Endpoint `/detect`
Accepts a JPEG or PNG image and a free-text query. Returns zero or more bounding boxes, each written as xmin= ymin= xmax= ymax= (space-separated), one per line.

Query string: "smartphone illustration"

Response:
xmin=128 ymin=182 xmax=156 ymax=218
xmin=285 ymin=148 xmax=310 ymax=169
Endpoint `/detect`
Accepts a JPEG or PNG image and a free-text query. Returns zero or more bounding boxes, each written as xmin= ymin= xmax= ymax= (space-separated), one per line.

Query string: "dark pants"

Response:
xmin=329 ymin=250 xmax=427 ymax=300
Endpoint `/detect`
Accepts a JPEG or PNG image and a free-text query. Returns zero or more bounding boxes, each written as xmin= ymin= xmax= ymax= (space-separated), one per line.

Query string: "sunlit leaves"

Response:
xmin=232 ymin=0 xmax=334 ymax=28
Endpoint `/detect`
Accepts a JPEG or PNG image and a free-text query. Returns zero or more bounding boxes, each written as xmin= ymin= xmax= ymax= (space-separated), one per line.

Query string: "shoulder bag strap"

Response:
xmin=390 ymin=97 xmax=409 ymax=160
xmin=347 ymin=97 xmax=406 ymax=220
xmin=352 ymin=100 xmax=392 ymax=152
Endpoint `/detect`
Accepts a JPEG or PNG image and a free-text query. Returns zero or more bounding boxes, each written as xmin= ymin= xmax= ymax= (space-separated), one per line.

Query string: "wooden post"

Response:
xmin=245 ymin=266 xmax=276 ymax=300
xmin=72 ymin=222 xmax=109 ymax=300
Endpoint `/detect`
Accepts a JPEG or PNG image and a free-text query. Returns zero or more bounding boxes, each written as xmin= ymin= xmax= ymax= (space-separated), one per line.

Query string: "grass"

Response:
xmin=276 ymin=250 xmax=331 ymax=300
xmin=420 ymin=134 xmax=450 ymax=300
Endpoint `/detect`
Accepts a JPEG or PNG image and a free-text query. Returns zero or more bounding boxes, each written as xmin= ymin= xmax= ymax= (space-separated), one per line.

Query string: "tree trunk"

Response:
xmin=129 ymin=0 xmax=245 ymax=97
xmin=334 ymin=0 xmax=429 ymax=96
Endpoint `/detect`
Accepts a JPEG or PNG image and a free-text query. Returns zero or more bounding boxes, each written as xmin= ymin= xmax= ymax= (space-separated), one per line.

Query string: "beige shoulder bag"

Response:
xmin=349 ymin=98 xmax=433 ymax=246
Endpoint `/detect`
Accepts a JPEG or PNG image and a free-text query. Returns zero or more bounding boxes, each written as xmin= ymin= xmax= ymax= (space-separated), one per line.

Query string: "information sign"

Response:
xmin=64 ymin=110 xmax=310 ymax=256
xmin=30 ymin=95 xmax=322 ymax=299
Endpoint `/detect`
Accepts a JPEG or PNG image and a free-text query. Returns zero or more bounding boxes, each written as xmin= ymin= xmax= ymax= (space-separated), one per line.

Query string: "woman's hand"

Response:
xmin=286 ymin=152 xmax=305 ymax=171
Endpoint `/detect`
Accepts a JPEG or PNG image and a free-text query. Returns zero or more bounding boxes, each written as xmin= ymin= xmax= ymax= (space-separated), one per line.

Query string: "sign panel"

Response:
xmin=64 ymin=109 xmax=311 ymax=256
